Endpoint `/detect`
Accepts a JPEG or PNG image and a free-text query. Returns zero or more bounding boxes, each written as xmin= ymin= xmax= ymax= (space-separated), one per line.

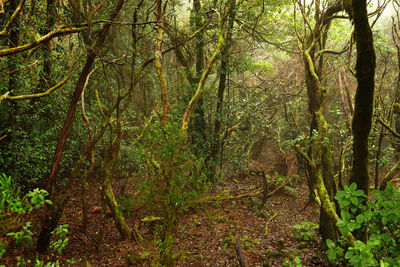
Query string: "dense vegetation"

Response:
xmin=1 ymin=0 xmax=400 ymax=265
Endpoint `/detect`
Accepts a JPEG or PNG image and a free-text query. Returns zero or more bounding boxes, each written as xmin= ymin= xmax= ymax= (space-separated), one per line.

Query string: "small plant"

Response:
xmin=290 ymin=221 xmax=318 ymax=241
xmin=34 ymin=256 xmax=60 ymax=267
xmin=7 ymin=222 xmax=35 ymax=248
xmin=50 ymin=224 xmax=69 ymax=254
xmin=0 ymin=240 xmax=6 ymax=258
xmin=26 ymin=188 xmax=52 ymax=210
xmin=0 ymin=174 xmax=59 ymax=265
xmin=283 ymin=256 xmax=303 ymax=267
xmin=16 ymin=256 xmax=29 ymax=266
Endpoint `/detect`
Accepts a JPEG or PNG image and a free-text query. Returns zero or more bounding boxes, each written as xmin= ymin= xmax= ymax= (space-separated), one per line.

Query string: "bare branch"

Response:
xmin=0 ymin=59 xmax=38 ymax=79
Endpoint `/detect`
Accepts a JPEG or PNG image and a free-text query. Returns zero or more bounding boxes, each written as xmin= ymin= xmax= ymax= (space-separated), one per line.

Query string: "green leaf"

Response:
xmin=350 ymin=196 xmax=359 ymax=206
xmin=335 ymin=191 xmax=346 ymax=199
xmin=353 ymin=190 xmax=365 ymax=197
xmin=337 ymin=220 xmax=346 ymax=228
xmin=356 ymin=214 xmax=365 ymax=224
xmin=326 ymin=239 xmax=335 ymax=249
xmin=349 ymin=183 xmax=357 ymax=192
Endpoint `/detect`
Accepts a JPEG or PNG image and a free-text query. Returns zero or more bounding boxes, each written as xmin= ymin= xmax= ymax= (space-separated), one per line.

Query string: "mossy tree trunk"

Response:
xmin=154 ymin=0 xmax=171 ymax=128
xmin=181 ymin=0 xmax=237 ymax=134
xmin=294 ymin=0 xmax=342 ymax=244
xmin=102 ymin=130 xmax=131 ymax=239
xmin=349 ymin=0 xmax=376 ymax=242
xmin=188 ymin=0 xmax=208 ymax=157
xmin=207 ymin=3 xmax=237 ymax=180
xmin=40 ymin=0 xmax=56 ymax=89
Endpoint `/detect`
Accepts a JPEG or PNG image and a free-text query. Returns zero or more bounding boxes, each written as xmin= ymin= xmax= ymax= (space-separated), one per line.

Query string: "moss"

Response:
xmin=126 ymin=250 xmax=150 ymax=265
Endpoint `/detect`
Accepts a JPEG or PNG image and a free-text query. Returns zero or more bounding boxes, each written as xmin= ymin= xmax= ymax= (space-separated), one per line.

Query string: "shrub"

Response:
xmin=326 ymin=183 xmax=400 ymax=266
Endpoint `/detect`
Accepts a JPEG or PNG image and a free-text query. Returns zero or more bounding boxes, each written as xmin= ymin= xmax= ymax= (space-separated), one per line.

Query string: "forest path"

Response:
xmin=57 ymin=174 xmax=327 ymax=266
xmin=3 ymin=173 xmax=328 ymax=266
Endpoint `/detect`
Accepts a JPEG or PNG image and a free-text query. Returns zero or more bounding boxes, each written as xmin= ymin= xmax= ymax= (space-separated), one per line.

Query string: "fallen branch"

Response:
xmin=195 ymin=190 xmax=261 ymax=204
xmin=264 ymin=212 xmax=278 ymax=236
xmin=195 ymin=182 xmax=290 ymax=204
xmin=234 ymin=237 xmax=248 ymax=267
xmin=266 ymin=182 xmax=290 ymax=199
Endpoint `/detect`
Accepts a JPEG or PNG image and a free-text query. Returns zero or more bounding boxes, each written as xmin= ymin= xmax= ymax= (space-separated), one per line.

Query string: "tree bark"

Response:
xmin=349 ymin=0 xmax=376 ymax=199
xmin=154 ymin=0 xmax=171 ymax=127
xmin=349 ymin=0 xmax=376 ymax=242
xmin=294 ymin=0 xmax=342 ymax=244
xmin=207 ymin=4 xmax=237 ymax=179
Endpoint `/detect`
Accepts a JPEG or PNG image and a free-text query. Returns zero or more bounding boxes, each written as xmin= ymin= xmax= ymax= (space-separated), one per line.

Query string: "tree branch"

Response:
xmin=0 ymin=0 xmax=26 ymax=36
xmin=0 ymin=65 xmax=73 ymax=104
xmin=0 ymin=26 xmax=88 ymax=57
xmin=376 ymin=116 xmax=400 ymax=138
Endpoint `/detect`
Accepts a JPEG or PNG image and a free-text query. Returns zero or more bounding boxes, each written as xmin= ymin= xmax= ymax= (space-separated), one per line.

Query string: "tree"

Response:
xmin=346 ymin=0 xmax=376 ymax=241
xmin=293 ymin=0 xmax=343 ymax=243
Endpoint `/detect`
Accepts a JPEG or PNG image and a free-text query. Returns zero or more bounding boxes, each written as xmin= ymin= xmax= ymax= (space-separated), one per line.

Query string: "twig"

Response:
xmin=0 ymin=60 xmax=38 ymax=79
xmin=264 ymin=212 xmax=278 ymax=236
xmin=265 ymin=182 xmax=290 ymax=199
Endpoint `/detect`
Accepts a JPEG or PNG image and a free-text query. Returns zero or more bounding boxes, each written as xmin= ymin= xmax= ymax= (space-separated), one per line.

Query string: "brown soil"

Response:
xmin=1 ymin=173 xmax=329 ymax=266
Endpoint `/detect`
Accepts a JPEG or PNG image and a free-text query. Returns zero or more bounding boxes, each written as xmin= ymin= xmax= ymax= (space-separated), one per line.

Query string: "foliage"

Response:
xmin=326 ymin=183 xmax=400 ymax=266
xmin=133 ymin=118 xmax=208 ymax=264
xmin=283 ymin=256 xmax=303 ymax=267
xmin=0 ymin=174 xmax=69 ymax=264
xmin=290 ymin=221 xmax=318 ymax=241
xmin=50 ymin=224 xmax=69 ymax=254
xmin=0 ymin=173 xmax=52 ymax=234
xmin=7 ymin=222 xmax=35 ymax=248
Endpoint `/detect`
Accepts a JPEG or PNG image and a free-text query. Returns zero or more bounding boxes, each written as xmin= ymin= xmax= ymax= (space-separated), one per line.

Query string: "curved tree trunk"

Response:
xmin=37 ymin=0 xmax=126 ymax=252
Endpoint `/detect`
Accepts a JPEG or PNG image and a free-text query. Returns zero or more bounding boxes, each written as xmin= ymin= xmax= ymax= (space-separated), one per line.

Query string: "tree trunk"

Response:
xmin=188 ymin=0 xmax=207 ymax=156
xmin=37 ymin=0 xmax=126 ymax=252
xmin=349 ymin=0 xmax=376 ymax=242
xmin=40 ymin=0 xmax=56 ymax=89
xmin=206 ymin=4 xmax=236 ymax=179
xmin=46 ymin=0 xmax=125 ymax=194
xmin=154 ymin=0 xmax=171 ymax=127
xmin=350 ymin=0 xmax=376 ymax=194
xmin=295 ymin=1 xmax=342 ymax=244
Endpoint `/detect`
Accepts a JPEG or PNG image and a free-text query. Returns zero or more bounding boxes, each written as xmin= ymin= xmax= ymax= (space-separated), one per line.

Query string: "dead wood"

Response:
xmin=234 ymin=237 xmax=248 ymax=267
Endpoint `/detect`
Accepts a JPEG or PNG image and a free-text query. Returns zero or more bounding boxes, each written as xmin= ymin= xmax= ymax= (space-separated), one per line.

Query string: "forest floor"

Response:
xmin=2 ymin=169 xmax=330 ymax=266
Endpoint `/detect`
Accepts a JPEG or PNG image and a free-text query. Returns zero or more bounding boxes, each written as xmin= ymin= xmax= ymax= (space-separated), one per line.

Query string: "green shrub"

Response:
xmin=0 ymin=173 xmax=70 ymax=266
xmin=326 ymin=183 xmax=400 ymax=266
